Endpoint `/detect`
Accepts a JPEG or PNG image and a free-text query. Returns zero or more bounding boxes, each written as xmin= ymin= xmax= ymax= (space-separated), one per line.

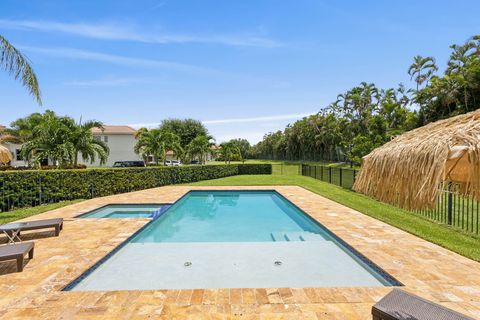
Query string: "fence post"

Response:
xmin=314 ymin=166 xmax=317 ymax=179
xmin=339 ymin=168 xmax=343 ymax=187
xmin=447 ymin=182 xmax=453 ymax=225
xmin=321 ymin=166 xmax=323 ymax=180
xmin=38 ymin=176 xmax=42 ymax=205
xmin=329 ymin=167 xmax=332 ymax=184
xmin=1 ymin=178 xmax=4 ymax=212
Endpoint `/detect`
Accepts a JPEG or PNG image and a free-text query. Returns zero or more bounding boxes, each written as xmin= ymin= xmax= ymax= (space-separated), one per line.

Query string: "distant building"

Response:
xmin=0 ymin=125 xmax=142 ymax=167
xmin=82 ymin=125 xmax=142 ymax=167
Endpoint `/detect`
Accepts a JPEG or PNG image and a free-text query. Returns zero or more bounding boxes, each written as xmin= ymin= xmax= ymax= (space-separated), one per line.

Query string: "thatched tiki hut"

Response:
xmin=353 ymin=109 xmax=480 ymax=210
xmin=0 ymin=145 xmax=13 ymax=164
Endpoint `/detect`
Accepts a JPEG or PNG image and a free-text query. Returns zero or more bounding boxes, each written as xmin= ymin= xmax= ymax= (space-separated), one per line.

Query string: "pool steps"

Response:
xmin=270 ymin=232 xmax=328 ymax=242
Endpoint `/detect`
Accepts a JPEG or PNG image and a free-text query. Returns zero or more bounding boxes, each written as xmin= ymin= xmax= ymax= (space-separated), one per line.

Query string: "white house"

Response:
xmin=0 ymin=125 xmax=142 ymax=167
xmin=81 ymin=125 xmax=142 ymax=167
xmin=1 ymin=123 xmax=217 ymax=167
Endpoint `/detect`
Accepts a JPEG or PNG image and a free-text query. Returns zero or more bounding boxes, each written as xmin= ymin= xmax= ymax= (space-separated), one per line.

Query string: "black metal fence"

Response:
xmin=301 ymin=164 xmax=479 ymax=235
xmin=301 ymin=164 xmax=357 ymax=189
xmin=271 ymin=163 xmax=301 ymax=176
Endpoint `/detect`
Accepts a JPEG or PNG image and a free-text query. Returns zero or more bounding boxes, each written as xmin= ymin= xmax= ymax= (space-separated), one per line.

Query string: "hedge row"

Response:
xmin=0 ymin=164 xmax=271 ymax=212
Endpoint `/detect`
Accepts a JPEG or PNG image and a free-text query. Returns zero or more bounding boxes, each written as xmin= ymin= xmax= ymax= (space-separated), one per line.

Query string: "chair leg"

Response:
xmin=55 ymin=226 xmax=60 ymax=236
xmin=28 ymin=247 xmax=34 ymax=259
xmin=17 ymin=256 xmax=24 ymax=272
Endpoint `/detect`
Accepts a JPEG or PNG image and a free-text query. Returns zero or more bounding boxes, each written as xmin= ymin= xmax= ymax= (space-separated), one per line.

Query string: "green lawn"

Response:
xmin=0 ymin=200 xmax=82 ymax=224
xmin=207 ymin=159 xmax=359 ymax=169
xmin=187 ymin=174 xmax=480 ymax=262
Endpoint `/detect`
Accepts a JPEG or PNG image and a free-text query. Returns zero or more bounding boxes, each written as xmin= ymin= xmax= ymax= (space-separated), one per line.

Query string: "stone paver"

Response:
xmin=0 ymin=185 xmax=479 ymax=319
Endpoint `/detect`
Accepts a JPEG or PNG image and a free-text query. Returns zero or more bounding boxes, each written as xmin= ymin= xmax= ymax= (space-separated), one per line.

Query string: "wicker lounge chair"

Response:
xmin=372 ymin=289 xmax=474 ymax=320
xmin=0 ymin=242 xmax=34 ymax=272
xmin=1 ymin=218 xmax=63 ymax=242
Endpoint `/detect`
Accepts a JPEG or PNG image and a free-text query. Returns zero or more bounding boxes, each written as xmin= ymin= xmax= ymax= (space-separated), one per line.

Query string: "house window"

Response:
xmin=15 ymin=149 xmax=23 ymax=161
xmin=94 ymin=136 xmax=101 ymax=142
xmin=104 ymin=136 xmax=109 ymax=143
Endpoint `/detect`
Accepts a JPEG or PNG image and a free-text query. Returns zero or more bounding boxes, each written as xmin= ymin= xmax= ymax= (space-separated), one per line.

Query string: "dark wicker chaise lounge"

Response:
xmin=0 ymin=242 xmax=34 ymax=272
xmin=372 ymin=289 xmax=474 ymax=320
xmin=1 ymin=218 xmax=63 ymax=241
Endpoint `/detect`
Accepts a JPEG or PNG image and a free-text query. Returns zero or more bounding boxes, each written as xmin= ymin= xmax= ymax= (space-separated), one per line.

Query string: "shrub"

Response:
xmin=0 ymin=164 xmax=88 ymax=171
xmin=0 ymin=164 xmax=271 ymax=212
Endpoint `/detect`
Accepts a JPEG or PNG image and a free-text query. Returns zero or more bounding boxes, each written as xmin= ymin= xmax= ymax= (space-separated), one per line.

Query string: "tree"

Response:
xmin=218 ymin=142 xmax=242 ymax=164
xmin=446 ymin=43 xmax=476 ymax=111
xmin=228 ymin=138 xmax=251 ymax=162
xmin=251 ymin=34 xmax=480 ymax=166
xmin=20 ymin=111 xmax=75 ymax=166
xmin=134 ymin=128 xmax=182 ymax=165
xmin=185 ymin=135 xmax=215 ymax=164
xmin=9 ymin=112 xmax=45 ymax=142
xmin=69 ymin=119 xmax=109 ymax=166
xmin=9 ymin=111 xmax=109 ymax=167
xmin=408 ymin=55 xmax=438 ymax=92
xmin=159 ymin=119 xmax=209 ymax=148
xmin=0 ymin=35 xmax=42 ymax=105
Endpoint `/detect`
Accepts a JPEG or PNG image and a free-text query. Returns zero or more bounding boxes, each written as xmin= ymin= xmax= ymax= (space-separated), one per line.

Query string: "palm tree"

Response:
xmin=408 ymin=55 xmax=438 ymax=92
xmin=69 ymin=119 xmax=109 ymax=166
xmin=20 ymin=111 xmax=75 ymax=166
xmin=446 ymin=43 xmax=476 ymax=110
xmin=1 ymin=35 xmax=42 ymax=105
xmin=134 ymin=129 xmax=182 ymax=165
xmin=218 ymin=142 xmax=241 ymax=164
xmin=185 ymin=135 xmax=214 ymax=164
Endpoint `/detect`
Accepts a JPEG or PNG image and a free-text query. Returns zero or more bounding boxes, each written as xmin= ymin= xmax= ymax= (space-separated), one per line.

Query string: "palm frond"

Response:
xmin=0 ymin=35 xmax=42 ymax=105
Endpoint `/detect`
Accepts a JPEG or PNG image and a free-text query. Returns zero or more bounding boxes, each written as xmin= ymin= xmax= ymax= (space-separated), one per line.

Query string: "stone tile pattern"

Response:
xmin=0 ymin=186 xmax=479 ymax=319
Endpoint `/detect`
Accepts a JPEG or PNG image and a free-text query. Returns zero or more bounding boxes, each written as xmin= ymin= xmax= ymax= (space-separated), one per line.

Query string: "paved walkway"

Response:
xmin=0 ymin=186 xmax=479 ymax=319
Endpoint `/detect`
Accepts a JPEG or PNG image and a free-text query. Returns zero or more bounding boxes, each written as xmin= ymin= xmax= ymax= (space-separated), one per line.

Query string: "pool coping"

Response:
xmin=63 ymin=189 xmax=402 ymax=291
xmin=74 ymin=203 xmax=173 ymax=218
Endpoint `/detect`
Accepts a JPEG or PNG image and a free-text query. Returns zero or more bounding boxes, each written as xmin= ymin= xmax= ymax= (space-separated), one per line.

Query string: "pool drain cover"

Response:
xmin=184 ymin=262 xmax=192 ymax=267
xmin=274 ymin=261 xmax=282 ymax=266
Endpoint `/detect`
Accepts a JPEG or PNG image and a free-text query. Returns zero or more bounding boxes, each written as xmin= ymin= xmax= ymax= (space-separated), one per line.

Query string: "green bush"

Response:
xmin=0 ymin=164 xmax=271 ymax=212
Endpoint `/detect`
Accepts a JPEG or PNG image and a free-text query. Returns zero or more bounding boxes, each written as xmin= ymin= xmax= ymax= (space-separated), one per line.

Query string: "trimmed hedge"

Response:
xmin=0 ymin=164 xmax=271 ymax=212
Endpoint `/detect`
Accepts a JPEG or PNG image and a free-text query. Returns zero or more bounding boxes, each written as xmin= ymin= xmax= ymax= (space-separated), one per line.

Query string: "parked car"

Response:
xmin=113 ymin=161 xmax=145 ymax=167
xmin=189 ymin=160 xmax=201 ymax=165
xmin=165 ymin=160 xmax=182 ymax=166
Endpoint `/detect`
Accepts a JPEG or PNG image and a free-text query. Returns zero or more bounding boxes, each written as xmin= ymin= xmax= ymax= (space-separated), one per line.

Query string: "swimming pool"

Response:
xmin=67 ymin=190 xmax=400 ymax=290
xmin=78 ymin=204 xmax=166 ymax=218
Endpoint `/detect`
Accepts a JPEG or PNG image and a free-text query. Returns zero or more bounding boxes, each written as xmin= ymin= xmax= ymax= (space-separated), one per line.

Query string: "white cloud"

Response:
xmin=64 ymin=77 xmax=157 ymax=87
xmin=20 ymin=45 xmax=290 ymax=88
xmin=19 ymin=45 xmax=217 ymax=74
xmin=202 ymin=113 xmax=315 ymax=125
xmin=129 ymin=112 xmax=315 ymax=128
xmin=0 ymin=19 xmax=282 ymax=48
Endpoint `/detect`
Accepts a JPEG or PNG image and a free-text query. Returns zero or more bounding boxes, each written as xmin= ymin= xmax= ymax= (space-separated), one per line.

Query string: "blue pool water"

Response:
xmin=79 ymin=204 xmax=165 ymax=218
xmin=68 ymin=190 xmax=399 ymax=290
xmin=133 ymin=190 xmax=330 ymax=243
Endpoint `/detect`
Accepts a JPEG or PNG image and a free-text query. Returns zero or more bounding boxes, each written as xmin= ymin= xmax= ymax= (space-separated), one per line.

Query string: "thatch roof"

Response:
xmin=353 ymin=109 xmax=480 ymax=210
xmin=0 ymin=145 xmax=13 ymax=164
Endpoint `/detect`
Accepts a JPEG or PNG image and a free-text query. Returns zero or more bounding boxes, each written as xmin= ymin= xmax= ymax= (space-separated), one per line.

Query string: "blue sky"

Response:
xmin=1 ymin=0 xmax=479 ymax=143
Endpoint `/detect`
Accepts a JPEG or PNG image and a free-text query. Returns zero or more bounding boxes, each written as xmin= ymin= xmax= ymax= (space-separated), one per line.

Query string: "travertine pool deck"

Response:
xmin=0 ymin=185 xmax=479 ymax=319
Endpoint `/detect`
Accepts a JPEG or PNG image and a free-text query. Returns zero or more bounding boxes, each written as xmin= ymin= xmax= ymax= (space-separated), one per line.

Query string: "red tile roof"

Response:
xmin=91 ymin=125 xmax=137 ymax=135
